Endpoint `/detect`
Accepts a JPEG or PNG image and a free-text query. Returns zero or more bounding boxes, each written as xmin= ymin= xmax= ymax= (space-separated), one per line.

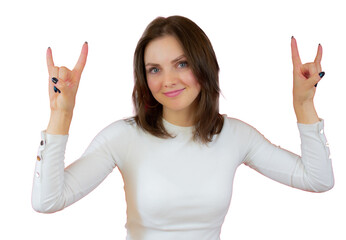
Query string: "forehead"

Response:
xmin=144 ymin=35 xmax=185 ymax=63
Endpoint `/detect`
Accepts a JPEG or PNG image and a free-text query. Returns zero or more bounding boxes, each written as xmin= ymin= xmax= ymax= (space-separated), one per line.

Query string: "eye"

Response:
xmin=148 ymin=67 xmax=160 ymax=74
xmin=177 ymin=61 xmax=188 ymax=68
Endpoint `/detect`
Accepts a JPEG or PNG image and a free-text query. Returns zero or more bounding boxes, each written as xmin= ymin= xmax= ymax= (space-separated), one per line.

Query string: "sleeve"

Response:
xmin=243 ymin=119 xmax=334 ymax=193
xmin=31 ymin=122 xmax=124 ymax=213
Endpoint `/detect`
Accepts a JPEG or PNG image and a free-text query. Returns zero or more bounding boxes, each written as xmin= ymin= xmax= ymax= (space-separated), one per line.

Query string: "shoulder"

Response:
xmin=219 ymin=115 xmax=265 ymax=144
xmin=222 ymin=115 xmax=256 ymax=133
xmin=95 ymin=117 xmax=139 ymax=142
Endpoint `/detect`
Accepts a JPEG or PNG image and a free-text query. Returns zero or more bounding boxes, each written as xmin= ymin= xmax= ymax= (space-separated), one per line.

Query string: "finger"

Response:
xmin=50 ymin=67 xmax=70 ymax=95
xmin=309 ymin=71 xmax=325 ymax=87
xmin=58 ymin=66 xmax=71 ymax=82
xmin=314 ymin=43 xmax=323 ymax=64
xmin=291 ymin=36 xmax=302 ymax=68
xmin=46 ymin=47 xmax=55 ymax=74
xmin=53 ymin=86 xmax=61 ymax=94
xmin=49 ymin=67 xmax=60 ymax=94
xmin=73 ymin=42 xmax=88 ymax=73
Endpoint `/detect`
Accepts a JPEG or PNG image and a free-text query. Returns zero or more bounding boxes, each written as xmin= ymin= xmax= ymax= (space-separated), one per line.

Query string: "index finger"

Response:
xmin=291 ymin=36 xmax=302 ymax=68
xmin=73 ymin=42 xmax=88 ymax=73
xmin=314 ymin=43 xmax=323 ymax=63
xmin=46 ymin=47 xmax=55 ymax=74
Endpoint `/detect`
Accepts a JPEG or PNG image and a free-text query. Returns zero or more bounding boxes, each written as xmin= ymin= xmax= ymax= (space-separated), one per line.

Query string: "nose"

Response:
xmin=162 ymin=70 xmax=177 ymax=88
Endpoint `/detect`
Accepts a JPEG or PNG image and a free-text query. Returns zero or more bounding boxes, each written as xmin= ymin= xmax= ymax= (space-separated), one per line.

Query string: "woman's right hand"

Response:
xmin=46 ymin=42 xmax=88 ymax=113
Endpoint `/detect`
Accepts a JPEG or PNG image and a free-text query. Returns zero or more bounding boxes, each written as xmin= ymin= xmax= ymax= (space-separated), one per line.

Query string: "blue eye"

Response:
xmin=149 ymin=67 xmax=159 ymax=74
xmin=178 ymin=61 xmax=188 ymax=68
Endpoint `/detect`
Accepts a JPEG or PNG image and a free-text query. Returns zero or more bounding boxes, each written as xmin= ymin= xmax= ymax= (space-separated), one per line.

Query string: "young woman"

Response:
xmin=32 ymin=16 xmax=334 ymax=240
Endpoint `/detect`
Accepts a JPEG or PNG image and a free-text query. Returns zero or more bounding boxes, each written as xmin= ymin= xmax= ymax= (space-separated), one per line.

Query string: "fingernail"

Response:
xmin=51 ymin=77 xmax=58 ymax=84
xmin=315 ymin=72 xmax=325 ymax=87
xmin=54 ymin=86 xmax=61 ymax=93
xmin=319 ymin=72 xmax=325 ymax=78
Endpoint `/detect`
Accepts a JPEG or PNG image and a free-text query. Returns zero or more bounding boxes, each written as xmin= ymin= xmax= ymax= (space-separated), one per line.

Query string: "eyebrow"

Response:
xmin=145 ymin=54 xmax=186 ymax=67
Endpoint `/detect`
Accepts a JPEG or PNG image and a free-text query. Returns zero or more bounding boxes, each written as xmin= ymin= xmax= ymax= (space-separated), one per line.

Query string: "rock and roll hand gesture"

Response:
xmin=291 ymin=37 xmax=324 ymax=124
xmin=46 ymin=42 xmax=88 ymax=134
xmin=46 ymin=42 xmax=88 ymax=114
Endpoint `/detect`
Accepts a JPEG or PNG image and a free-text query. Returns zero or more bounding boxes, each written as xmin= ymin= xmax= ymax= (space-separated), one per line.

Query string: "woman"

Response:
xmin=32 ymin=16 xmax=334 ymax=240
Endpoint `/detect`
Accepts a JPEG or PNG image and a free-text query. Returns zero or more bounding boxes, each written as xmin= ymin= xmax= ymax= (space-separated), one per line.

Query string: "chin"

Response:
xmin=163 ymin=102 xmax=195 ymax=113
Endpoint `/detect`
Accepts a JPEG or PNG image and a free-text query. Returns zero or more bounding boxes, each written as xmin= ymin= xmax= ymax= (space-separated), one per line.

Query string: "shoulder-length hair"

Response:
xmin=132 ymin=15 xmax=224 ymax=143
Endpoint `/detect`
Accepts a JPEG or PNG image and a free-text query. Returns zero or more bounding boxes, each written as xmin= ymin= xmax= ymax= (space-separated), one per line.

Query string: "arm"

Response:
xmin=243 ymin=38 xmax=334 ymax=192
xmin=32 ymin=43 xmax=104 ymax=213
xmin=243 ymin=120 xmax=334 ymax=193
xmin=32 ymin=127 xmax=117 ymax=213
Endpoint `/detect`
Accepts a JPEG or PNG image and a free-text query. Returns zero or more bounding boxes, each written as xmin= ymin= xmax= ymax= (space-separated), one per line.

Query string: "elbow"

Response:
xmin=312 ymin=178 xmax=335 ymax=193
xmin=32 ymin=205 xmax=50 ymax=214
xmin=32 ymin=200 xmax=47 ymax=213
xmin=319 ymin=182 xmax=334 ymax=193
xmin=32 ymin=201 xmax=60 ymax=214
xmin=31 ymin=195 xmax=64 ymax=214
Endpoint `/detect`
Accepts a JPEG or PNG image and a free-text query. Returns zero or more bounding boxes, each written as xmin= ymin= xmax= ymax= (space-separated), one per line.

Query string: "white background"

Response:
xmin=0 ymin=0 xmax=345 ymax=239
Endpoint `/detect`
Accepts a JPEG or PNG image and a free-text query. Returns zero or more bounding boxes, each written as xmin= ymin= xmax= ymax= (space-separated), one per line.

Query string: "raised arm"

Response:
xmin=242 ymin=38 xmax=333 ymax=193
xmin=32 ymin=43 xmax=104 ymax=213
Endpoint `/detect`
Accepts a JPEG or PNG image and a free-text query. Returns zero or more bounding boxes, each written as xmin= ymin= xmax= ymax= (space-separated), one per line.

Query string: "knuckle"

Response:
xmin=60 ymin=66 xmax=71 ymax=72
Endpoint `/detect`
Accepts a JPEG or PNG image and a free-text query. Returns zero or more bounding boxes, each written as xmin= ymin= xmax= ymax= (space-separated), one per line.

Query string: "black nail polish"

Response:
xmin=319 ymin=72 xmax=325 ymax=78
xmin=315 ymin=72 xmax=325 ymax=87
xmin=54 ymin=86 xmax=61 ymax=93
xmin=52 ymin=77 xmax=58 ymax=84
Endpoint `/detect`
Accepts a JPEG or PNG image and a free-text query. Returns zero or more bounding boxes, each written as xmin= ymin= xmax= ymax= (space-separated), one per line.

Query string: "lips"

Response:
xmin=164 ymin=88 xmax=185 ymax=97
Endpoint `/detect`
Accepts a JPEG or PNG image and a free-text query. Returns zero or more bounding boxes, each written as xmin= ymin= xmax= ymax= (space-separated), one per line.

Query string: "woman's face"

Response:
xmin=144 ymin=35 xmax=201 ymax=122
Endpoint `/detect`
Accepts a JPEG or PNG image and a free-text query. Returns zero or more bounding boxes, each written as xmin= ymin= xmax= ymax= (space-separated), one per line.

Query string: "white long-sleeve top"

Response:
xmin=32 ymin=116 xmax=334 ymax=240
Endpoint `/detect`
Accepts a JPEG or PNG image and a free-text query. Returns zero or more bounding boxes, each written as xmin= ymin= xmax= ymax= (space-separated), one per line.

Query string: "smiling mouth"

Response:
xmin=163 ymin=88 xmax=185 ymax=97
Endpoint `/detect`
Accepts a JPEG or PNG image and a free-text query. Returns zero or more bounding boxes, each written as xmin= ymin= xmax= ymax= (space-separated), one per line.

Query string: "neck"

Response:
xmin=163 ymin=108 xmax=195 ymax=127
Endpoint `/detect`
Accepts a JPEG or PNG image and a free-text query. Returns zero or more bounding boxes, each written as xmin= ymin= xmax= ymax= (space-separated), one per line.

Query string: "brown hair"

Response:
xmin=132 ymin=15 xmax=224 ymax=143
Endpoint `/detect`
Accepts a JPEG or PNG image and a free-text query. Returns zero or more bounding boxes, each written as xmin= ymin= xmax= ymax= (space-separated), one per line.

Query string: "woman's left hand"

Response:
xmin=291 ymin=37 xmax=324 ymax=104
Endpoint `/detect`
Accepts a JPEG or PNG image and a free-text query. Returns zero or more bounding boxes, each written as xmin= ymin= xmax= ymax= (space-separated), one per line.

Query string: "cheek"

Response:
xmin=186 ymin=72 xmax=201 ymax=93
xmin=147 ymin=77 xmax=161 ymax=94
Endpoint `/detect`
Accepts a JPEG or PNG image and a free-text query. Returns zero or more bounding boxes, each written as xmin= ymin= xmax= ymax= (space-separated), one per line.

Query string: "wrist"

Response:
xmin=293 ymin=98 xmax=314 ymax=107
xmin=293 ymin=100 xmax=319 ymax=124
xmin=46 ymin=110 xmax=73 ymax=135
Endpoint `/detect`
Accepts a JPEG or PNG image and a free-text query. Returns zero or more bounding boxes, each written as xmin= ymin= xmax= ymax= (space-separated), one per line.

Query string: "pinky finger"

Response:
xmin=314 ymin=44 xmax=323 ymax=64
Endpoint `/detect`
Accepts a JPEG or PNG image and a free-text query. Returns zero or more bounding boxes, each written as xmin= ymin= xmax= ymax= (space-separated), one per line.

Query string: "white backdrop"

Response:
xmin=0 ymin=0 xmax=344 ymax=239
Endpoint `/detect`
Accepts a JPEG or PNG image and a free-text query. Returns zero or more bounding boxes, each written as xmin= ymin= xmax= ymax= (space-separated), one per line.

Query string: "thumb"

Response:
xmin=310 ymin=71 xmax=325 ymax=87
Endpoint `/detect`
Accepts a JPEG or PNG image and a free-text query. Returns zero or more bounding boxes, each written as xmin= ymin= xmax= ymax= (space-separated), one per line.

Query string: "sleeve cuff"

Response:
xmin=297 ymin=118 xmax=324 ymax=134
xmin=36 ymin=130 xmax=69 ymax=162
xmin=42 ymin=130 xmax=69 ymax=144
